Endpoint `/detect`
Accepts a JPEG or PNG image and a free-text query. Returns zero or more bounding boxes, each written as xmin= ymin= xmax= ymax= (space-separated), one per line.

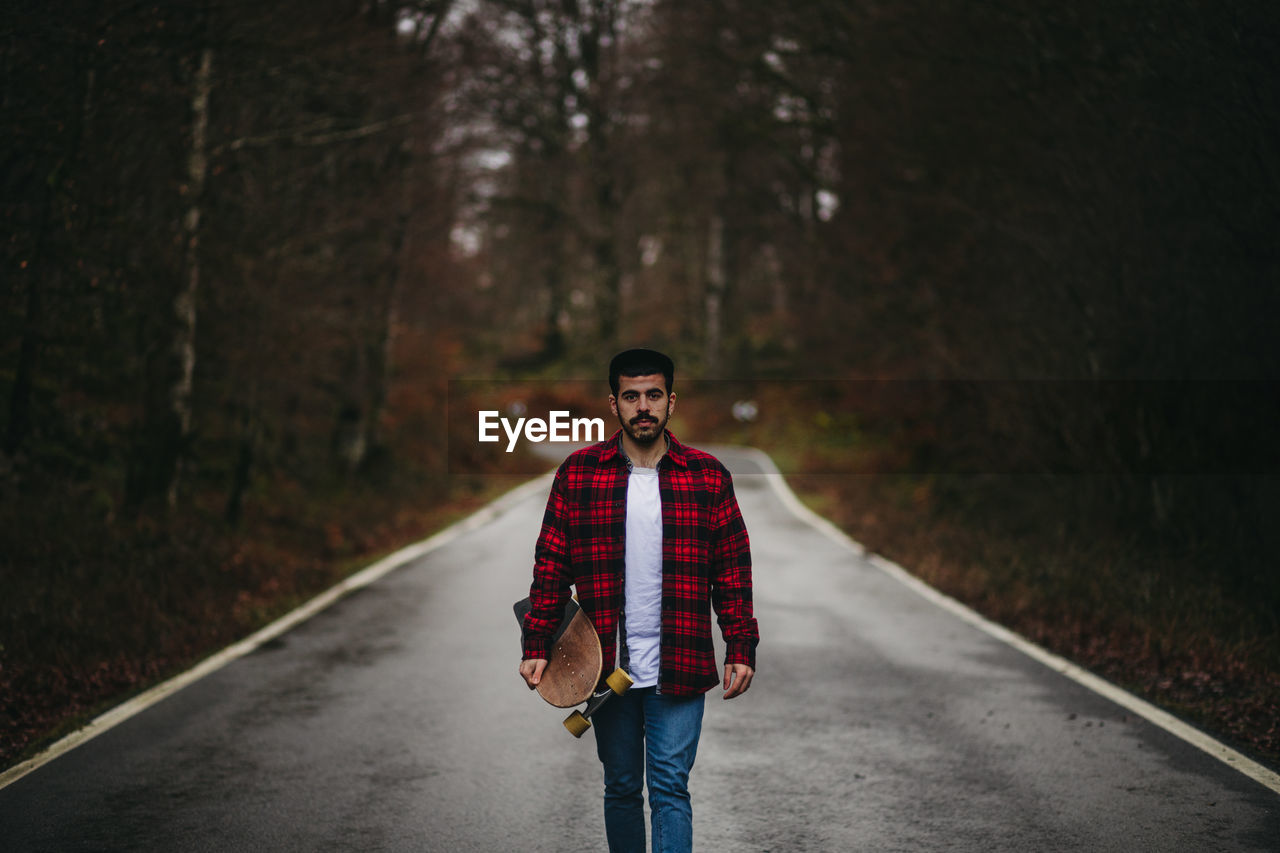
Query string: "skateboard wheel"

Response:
xmin=564 ymin=711 xmax=591 ymax=738
xmin=605 ymin=668 xmax=634 ymax=695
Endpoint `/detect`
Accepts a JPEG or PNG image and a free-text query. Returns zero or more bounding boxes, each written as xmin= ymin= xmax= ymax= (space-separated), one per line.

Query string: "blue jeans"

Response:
xmin=593 ymin=687 xmax=706 ymax=853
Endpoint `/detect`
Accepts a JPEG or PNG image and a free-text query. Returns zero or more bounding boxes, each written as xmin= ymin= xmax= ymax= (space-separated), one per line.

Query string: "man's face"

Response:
xmin=609 ymin=373 xmax=675 ymax=446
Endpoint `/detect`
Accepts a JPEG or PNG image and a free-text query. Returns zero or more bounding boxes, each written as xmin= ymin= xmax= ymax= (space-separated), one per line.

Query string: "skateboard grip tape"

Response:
xmin=513 ymin=596 xmax=582 ymax=647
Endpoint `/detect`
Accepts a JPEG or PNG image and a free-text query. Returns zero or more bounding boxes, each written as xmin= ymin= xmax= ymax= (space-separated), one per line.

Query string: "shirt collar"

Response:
xmin=602 ymin=428 xmax=688 ymax=470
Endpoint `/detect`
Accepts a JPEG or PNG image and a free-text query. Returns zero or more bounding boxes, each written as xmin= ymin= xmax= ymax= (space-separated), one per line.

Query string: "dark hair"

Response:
xmin=609 ymin=348 xmax=675 ymax=396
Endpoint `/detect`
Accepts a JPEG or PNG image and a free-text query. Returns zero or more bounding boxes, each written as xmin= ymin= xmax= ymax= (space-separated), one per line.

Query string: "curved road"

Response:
xmin=2 ymin=447 xmax=1277 ymax=851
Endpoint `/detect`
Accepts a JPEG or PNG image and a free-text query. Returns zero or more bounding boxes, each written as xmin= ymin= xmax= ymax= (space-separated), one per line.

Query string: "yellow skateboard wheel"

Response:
xmin=605 ymin=668 xmax=634 ymax=695
xmin=564 ymin=710 xmax=591 ymax=738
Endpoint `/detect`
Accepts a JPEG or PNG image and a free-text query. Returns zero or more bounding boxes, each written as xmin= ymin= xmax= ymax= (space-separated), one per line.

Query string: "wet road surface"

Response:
xmin=2 ymin=447 xmax=1278 ymax=851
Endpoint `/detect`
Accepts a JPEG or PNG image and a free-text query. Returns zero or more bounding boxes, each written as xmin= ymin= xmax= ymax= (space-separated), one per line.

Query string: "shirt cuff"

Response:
xmin=523 ymin=635 xmax=551 ymax=660
xmin=725 ymin=640 xmax=756 ymax=669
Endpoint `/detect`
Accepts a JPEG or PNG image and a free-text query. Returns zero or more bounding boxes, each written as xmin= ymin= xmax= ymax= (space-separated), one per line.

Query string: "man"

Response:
xmin=519 ymin=348 xmax=759 ymax=853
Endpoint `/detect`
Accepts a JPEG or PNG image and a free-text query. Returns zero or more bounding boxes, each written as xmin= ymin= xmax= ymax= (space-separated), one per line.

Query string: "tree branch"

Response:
xmin=213 ymin=113 xmax=417 ymax=156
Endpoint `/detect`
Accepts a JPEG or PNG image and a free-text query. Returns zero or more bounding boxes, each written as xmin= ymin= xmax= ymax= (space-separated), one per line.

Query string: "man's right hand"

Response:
xmin=519 ymin=658 xmax=548 ymax=689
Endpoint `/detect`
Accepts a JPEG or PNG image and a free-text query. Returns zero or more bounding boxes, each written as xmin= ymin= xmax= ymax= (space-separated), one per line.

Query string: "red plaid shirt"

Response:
xmin=522 ymin=430 xmax=758 ymax=697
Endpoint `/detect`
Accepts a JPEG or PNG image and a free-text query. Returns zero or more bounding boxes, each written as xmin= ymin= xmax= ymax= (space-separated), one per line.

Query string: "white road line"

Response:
xmin=734 ymin=446 xmax=1280 ymax=796
xmin=0 ymin=473 xmax=554 ymax=792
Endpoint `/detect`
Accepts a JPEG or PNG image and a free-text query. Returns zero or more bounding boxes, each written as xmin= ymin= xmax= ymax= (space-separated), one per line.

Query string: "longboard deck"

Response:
xmin=514 ymin=597 xmax=604 ymax=708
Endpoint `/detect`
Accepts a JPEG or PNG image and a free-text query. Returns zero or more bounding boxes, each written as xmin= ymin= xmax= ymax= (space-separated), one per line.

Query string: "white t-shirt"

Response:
xmin=624 ymin=466 xmax=663 ymax=688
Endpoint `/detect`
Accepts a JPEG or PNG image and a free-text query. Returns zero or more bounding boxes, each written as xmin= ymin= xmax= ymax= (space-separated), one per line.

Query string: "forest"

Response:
xmin=3 ymin=1 xmax=1278 ymax=767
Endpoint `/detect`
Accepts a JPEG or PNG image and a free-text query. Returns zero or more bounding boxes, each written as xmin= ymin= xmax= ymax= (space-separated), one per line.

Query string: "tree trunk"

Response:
xmin=335 ymin=170 xmax=411 ymax=476
xmin=367 ymin=200 xmax=410 ymax=461
xmin=541 ymin=223 xmax=567 ymax=360
xmin=224 ymin=401 xmax=257 ymax=526
xmin=704 ymin=211 xmax=726 ymax=375
xmin=582 ymin=1 xmax=622 ymax=348
xmin=127 ymin=46 xmax=212 ymax=511
xmin=594 ymin=230 xmax=621 ymax=346
xmin=170 ymin=46 xmax=213 ymax=504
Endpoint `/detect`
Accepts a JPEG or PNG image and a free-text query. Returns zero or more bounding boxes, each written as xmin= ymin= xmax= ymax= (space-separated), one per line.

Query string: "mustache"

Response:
xmin=630 ymin=415 xmax=658 ymax=424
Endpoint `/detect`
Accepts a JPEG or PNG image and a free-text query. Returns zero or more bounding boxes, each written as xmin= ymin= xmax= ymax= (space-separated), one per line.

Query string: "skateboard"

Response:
xmin=514 ymin=596 xmax=634 ymax=737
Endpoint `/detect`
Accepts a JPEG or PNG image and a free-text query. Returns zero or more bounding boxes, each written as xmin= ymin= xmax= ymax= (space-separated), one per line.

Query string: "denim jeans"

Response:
xmin=593 ymin=687 xmax=706 ymax=853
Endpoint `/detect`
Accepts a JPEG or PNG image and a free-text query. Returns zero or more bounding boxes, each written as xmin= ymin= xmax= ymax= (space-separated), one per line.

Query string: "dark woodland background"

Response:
xmin=3 ymin=1 xmax=1278 ymax=767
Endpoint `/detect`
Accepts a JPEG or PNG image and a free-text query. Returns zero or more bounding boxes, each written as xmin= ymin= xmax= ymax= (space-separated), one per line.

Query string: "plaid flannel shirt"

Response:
xmin=522 ymin=429 xmax=759 ymax=697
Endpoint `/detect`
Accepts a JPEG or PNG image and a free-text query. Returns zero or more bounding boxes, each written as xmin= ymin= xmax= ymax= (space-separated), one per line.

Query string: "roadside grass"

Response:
xmin=787 ymin=472 xmax=1280 ymax=762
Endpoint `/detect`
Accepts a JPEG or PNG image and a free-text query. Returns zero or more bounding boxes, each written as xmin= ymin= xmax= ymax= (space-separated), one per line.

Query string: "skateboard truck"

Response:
xmin=515 ymin=596 xmax=634 ymax=737
xmin=563 ymin=669 xmax=634 ymax=737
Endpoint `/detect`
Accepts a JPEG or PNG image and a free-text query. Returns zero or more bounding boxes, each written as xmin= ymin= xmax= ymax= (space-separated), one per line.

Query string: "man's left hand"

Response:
xmin=722 ymin=663 xmax=754 ymax=699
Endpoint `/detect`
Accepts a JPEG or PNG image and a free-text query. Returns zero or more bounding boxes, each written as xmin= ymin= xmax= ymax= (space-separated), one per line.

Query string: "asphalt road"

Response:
xmin=2 ymin=446 xmax=1277 ymax=851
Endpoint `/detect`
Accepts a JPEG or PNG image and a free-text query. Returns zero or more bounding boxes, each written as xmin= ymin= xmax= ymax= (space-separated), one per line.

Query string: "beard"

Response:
xmin=619 ymin=409 xmax=668 ymax=445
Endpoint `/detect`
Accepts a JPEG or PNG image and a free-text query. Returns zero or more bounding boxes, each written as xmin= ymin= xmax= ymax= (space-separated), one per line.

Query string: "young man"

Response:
xmin=519 ymin=348 xmax=759 ymax=853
